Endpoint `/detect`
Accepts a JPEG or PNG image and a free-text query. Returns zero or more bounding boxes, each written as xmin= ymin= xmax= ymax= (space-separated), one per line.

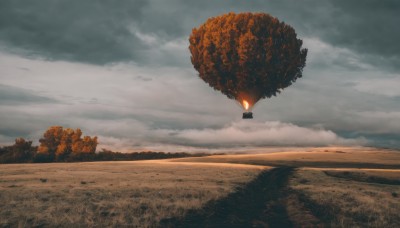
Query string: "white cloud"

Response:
xmin=303 ymin=37 xmax=372 ymax=71
xmin=131 ymin=28 xmax=158 ymax=46
xmin=94 ymin=120 xmax=367 ymax=152
xmin=167 ymin=120 xmax=366 ymax=147
xmin=353 ymin=77 xmax=400 ymax=97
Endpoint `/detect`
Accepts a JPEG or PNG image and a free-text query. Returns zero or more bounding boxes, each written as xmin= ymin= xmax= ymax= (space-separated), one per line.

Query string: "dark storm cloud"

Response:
xmin=0 ymin=0 xmax=398 ymax=68
xmin=322 ymin=1 xmax=400 ymax=58
xmin=0 ymin=0 xmax=147 ymax=64
xmin=290 ymin=0 xmax=400 ymax=71
xmin=0 ymin=84 xmax=56 ymax=105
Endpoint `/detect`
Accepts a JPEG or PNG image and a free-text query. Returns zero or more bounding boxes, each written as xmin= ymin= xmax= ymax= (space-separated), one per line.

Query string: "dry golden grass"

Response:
xmin=290 ymin=168 xmax=400 ymax=227
xmin=1 ymin=147 xmax=399 ymax=227
xmin=0 ymin=161 xmax=265 ymax=227
xmin=172 ymin=147 xmax=400 ymax=168
xmin=172 ymin=147 xmax=400 ymax=226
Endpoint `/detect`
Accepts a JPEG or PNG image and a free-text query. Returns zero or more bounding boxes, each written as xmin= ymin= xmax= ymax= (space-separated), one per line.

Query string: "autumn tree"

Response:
xmin=81 ymin=136 xmax=98 ymax=154
xmin=12 ymin=138 xmax=35 ymax=162
xmin=55 ymin=128 xmax=75 ymax=161
xmin=0 ymin=138 xmax=36 ymax=163
xmin=36 ymin=126 xmax=98 ymax=162
xmin=37 ymin=126 xmax=63 ymax=161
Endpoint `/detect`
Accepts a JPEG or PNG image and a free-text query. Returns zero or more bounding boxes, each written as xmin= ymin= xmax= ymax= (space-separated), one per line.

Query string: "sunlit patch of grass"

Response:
xmin=172 ymin=147 xmax=400 ymax=168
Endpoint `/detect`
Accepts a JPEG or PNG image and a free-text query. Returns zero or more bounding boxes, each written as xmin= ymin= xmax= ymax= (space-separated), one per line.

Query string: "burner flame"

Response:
xmin=243 ymin=100 xmax=250 ymax=110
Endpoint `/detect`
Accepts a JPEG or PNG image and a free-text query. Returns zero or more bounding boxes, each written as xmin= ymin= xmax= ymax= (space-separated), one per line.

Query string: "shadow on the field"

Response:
xmin=160 ymin=167 xmax=296 ymax=228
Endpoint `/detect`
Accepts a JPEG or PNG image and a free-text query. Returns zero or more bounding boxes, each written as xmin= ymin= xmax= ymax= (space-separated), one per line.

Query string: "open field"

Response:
xmin=0 ymin=146 xmax=399 ymax=227
xmin=0 ymin=161 xmax=265 ymax=227
xmin=166 ymin=147 xmax=400 ymax=227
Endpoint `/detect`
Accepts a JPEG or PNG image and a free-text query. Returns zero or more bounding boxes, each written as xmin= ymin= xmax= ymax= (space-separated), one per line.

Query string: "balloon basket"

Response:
xmin=242 ymin=112 xmax=253 ymax=119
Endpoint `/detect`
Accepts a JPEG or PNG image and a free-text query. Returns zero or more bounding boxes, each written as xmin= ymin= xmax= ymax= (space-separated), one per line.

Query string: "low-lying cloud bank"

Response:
xmin=98 ymin=120 xmax=367 ymax=152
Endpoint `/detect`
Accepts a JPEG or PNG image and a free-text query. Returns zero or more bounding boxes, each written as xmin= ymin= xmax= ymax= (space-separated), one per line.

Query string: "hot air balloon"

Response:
xmin=189 ymin=12 xmax=307 ymax=119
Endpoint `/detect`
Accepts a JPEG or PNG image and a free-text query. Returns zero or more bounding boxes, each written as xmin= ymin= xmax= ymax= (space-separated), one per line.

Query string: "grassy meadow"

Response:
xmin=0 ymin=161 xmax=265 ymax=227
xmin=0 ymin=146 xmax=399 ymax=227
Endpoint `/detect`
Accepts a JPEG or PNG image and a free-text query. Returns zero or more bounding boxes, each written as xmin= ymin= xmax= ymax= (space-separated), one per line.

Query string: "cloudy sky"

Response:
xmin=0 ymin=0 xmax=399 ymax=152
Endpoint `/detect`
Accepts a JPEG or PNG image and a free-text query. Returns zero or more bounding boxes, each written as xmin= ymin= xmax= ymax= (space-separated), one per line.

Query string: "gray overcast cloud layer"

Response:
xmin=0 ymin=0 xmax=399 ymax=151
xmin=1 ymin=0 xmax=399 ymax=66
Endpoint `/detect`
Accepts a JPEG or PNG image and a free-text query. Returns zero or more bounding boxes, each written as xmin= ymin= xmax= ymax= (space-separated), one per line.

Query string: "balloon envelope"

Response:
xmin=189 ymin=12 xmax=307 ymax=110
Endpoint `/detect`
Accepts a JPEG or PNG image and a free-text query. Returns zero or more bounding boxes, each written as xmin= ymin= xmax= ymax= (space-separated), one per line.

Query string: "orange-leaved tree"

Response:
xmin=37 ymin=126 xmax=98 ymax=162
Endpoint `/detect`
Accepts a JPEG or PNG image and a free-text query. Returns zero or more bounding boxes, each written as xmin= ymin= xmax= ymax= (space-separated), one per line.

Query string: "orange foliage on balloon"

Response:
xmin=189 ymin=12 xmax=307 ymax=107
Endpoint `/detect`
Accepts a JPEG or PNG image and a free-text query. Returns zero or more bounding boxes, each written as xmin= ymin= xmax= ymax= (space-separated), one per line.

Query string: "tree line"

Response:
xmin=0 ymin=126 xmax=208 ymax=163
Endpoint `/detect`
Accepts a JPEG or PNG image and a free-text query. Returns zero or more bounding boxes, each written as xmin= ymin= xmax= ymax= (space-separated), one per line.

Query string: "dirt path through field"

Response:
xmin=161 ymin=166 xmax=307 ymax=227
